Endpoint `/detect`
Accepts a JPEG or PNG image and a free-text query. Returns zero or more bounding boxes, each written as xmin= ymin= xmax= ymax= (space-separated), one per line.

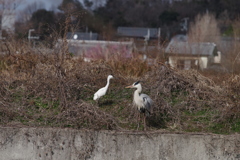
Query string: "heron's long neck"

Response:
xmin=134 ymin=85 xmax=142 ymax=98
xmin=134 ymin=85 xmax=143 ymax=109
xmin=105 ymin=77 xmax=111 ymax=88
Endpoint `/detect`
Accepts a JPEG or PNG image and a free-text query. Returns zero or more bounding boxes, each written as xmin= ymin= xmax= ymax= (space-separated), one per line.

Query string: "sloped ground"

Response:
xmin=148 ymin=66 xmax=239 ymax=133
xmin=0 ymin=52 xmax=239 ymax=134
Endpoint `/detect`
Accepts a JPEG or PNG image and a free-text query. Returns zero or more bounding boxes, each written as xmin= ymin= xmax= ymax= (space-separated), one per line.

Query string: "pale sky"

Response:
xmin=17 ymin=0 xmax=106 ymax=11
xmin=18 ymin=0 xmax=63 ymax=11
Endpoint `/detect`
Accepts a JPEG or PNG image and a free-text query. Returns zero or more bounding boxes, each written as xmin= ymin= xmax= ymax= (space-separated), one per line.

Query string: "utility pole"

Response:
xmin=144 ymin=29 xmax=150 ymax=52
xmin=158 ymin=28 xmax=161 ymax=49
xmin=180 ymin=17 xmax=189 ymax=32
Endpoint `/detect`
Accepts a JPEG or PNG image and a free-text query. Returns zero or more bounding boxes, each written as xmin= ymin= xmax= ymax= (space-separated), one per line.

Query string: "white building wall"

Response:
xmin=169 ymin=57 xmax=177 ymax=68
xmin=214 ymin=51 xmax=221 ymax=63
xmin=169 ymin=56 xmax=209 ymax=70
xmin=199 ymin=57 xmax=208 ymax=69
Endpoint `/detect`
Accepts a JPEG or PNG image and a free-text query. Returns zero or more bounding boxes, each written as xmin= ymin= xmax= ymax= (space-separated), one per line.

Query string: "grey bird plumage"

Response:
xmin=126 ymin=81 xmax=153 ymax=130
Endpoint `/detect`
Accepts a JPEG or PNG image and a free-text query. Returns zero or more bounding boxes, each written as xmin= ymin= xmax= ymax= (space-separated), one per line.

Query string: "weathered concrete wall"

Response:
xmin=0 ymin=127 xmax=240 ymax=160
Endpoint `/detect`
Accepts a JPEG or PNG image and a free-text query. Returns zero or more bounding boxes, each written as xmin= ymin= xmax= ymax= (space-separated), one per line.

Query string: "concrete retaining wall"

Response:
xmin=0 ymin=127 xmax=240 ymax=160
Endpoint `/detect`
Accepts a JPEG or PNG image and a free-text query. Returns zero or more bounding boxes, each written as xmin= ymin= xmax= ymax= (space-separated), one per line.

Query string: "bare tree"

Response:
xmin=16 ymin=1 xmax=45 ymax=23
xmin=222 ymin=19 xmax=240 ymax=73
xmin=188 ymin=12 xmax=220 ymax=44
xmin=0 ymin=0 xmax=24 ymax=34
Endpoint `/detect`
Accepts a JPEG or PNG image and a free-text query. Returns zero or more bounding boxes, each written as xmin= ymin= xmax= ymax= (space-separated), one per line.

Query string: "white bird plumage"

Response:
xmin=126 ymin=81 xmax=153 ymax=130
xmin=93 ymin=75 xmax=114 ymax=102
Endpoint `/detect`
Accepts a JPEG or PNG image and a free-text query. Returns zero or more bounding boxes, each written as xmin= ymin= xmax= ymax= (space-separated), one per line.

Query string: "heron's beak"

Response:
xmin=125 ymin=85 xmax=133 ymax=88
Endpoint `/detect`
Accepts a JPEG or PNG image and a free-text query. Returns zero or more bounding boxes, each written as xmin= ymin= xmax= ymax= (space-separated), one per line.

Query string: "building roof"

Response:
xmin=117 ymin=27 xmax=160 ymax=39
xmin=165 ymin=34 xmax=216 ymax=56
xmin=67 ymin=32 xmax=98 ymax=40
xmin=63 ymin=40 xmax=134 ymax=56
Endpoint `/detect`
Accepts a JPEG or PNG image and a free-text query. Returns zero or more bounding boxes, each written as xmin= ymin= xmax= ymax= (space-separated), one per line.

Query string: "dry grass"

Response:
xmin=220 ymin=19 xmax=240 ymax=74
xmin=188 ymin=12 xmax=220 ymax=43
xmin=0 ymin=37 xmax=240 ymax=134
xmin=83 ymin=45 xmax=151 ymax=78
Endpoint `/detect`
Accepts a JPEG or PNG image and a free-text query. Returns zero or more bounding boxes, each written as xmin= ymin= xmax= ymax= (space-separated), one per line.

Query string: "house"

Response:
xmin=59 ymin=39 xmax=134 ymax=61
xmin=165 ymin=34 xmax=221 ymax=70
xmin=67 ymin=32 xmax=98 ymax=40
xmin=117 ymin=26 xmax=162 ymax=54
xmin=63 ymin=31 xmax=134 ymax=61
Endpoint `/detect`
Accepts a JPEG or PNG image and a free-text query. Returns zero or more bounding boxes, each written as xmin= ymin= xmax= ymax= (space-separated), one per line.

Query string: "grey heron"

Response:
xmin=126 ymin=81 xmax=153 ymax=130
xmin=93 ymin=75 xmax=114 ymax=104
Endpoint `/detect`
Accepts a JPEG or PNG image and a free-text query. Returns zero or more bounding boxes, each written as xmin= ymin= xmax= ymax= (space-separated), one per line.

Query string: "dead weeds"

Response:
xmin=0 ymin=51 xmax=239 ymax=134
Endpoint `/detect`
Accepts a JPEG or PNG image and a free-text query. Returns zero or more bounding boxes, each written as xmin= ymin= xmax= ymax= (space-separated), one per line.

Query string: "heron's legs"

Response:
xmin=137 ymin=112 xmax=141 ymax=130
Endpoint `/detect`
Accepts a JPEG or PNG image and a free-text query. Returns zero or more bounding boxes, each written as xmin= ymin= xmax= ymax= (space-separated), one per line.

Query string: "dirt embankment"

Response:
xmin=0 ymin=53 xmax=240 ymax=133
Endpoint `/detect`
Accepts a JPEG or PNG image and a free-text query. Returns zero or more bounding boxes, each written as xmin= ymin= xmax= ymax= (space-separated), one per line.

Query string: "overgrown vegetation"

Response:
xmin=1 ymin=5 xmax=240 ymax=134
xmin=0 ymin=36 xmax=240 ymax=135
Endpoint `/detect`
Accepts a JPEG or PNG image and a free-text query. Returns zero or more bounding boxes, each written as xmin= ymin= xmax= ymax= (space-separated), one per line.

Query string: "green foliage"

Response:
xmin=58 ymin=0 xmax=84 ymax=12
xmin=0 ymin=60 xmax=8 ymax=71
xmin=223 ymin=25 xmax=233 ymax=36
xmin=31 ymin=9 xmax=55 ymax=26
xmin=159 ymin=10 xmax=179 ymax=25
xmin=231 ymin=120 xmax=240 ymax=132
xmin=34 ymin=97 xmax=48 ymax=109
xmin=210 ymin=123 xmax=229 ymax=134
xmin=30 ymin=9 xmax=55 ymax=40
xmin=33 ymin=97 xmax=59 ymax=110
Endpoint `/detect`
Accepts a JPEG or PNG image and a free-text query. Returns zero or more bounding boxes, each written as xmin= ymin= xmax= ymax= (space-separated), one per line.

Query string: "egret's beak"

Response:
xmin=125 ymin=85 xmax=133 ymax=88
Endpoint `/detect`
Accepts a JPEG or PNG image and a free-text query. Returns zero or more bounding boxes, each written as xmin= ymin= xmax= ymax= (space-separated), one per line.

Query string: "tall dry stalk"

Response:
xmin=217 ymin=19 xmax=240 ymax=74
xmin=51 ymin=12 xmax=82 ymax=110
xmin=230 ymin=19 xmax=240 ymax=74
xmin=188 ymin=12 xmax=220 ymax=44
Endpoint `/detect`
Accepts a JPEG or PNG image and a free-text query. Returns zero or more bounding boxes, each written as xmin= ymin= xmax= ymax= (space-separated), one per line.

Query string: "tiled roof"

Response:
xmin=117 ymin=27 xmax=160 ymax=38
xmin=65 ymin=40 xmax=134 ymax=56
xmin=165 ymin=35 xmax=216 ymax=56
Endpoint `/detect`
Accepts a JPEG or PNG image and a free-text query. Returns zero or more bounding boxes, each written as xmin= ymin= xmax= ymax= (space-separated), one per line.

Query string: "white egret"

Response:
xmin=93 ymin=75 xmax=114 ymax=104
xmin=126 ymin=81 xmax=153 ymax=130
